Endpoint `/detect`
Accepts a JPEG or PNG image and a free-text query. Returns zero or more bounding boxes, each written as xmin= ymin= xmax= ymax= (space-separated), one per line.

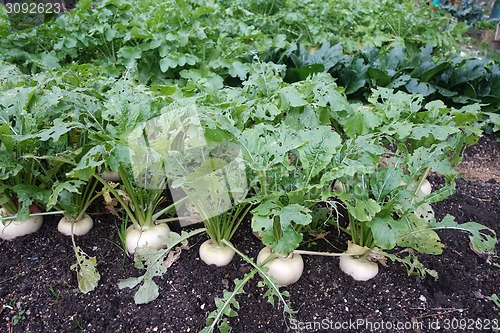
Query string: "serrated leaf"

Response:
xmin=117 ymin=277 xmax=142 ymax=290
xmin=398 ymin=214 xmax=444 ymax=254
xmin=134 ymin=280 xmax=159 ymax=305
xmin=70 ymin=246 xmax=100 ymax=294
xmin=297 ymin=126 xmax=341 ymax=179
xmin=368 ymin=215 xmax=407 ymax=250
xmin=117 ymin=228 xmax=205 ymax=304
xmin=279 ymin=86 xmax=308 ymax=108
xmin=429 ymin=215 xmax=496 ymax=254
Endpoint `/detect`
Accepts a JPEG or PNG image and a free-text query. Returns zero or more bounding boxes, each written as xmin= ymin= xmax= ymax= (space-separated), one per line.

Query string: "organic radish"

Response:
xmin=125 ymin=223 xmax=170 ymax=254
xmin=420 ymin=179 xmax=432 ymax=196
xmin=199 ymin=239 xmax=235 ymax=266
xmin=256 ymin=247 xmax=304 ymax=286
xmin=58 ymin=214 xmax=94 ymax=236
xmin=101 ymin=171 xmax=121 ymax=182
xmin=338 ymin=242 xmax=379 ymax=281
xmin=0 ymin=207 xmax=43 ymax=240
xmin=339 ymin=255 xmax=379 ymax=281
xmin=333 ymin=180 xmax=344 ymax=192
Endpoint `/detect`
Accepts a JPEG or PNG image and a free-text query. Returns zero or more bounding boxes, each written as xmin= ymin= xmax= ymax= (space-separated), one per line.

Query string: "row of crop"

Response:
xmin=268 ymin=42 xmax=500 ymax=118
xmin=1 ymin=0 xmax=498 ymax=331
xmin=1 ymin=57 xmax=496 ymax=331
xmin=0 ymin=0 xmax=468 ymax=77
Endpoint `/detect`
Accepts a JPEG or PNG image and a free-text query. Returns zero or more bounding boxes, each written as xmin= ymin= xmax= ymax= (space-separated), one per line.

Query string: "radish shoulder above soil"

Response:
xmin=199 ymin=239 xmax=235 ymax=267
xmin=0 ymin=207 xmax=43 ymax=241
xmin=256 ymin=247 xmax=304 ymax=286
xmin=125 ymin=223 xmax=170 ymax=254
xmin=57 ymin=214 xmax=94 ymax=236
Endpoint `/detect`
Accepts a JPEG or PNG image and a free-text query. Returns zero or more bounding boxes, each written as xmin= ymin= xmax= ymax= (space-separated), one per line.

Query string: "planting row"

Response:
xmin=0 ymin=58 xmax=497 ymax=331
xmin=1 ymin=0 xmax=498 ymax=331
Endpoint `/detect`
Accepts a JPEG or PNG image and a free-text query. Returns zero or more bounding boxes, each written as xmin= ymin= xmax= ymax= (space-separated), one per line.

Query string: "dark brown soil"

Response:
xmin=1 ymin=134 xmax=499 ymax=333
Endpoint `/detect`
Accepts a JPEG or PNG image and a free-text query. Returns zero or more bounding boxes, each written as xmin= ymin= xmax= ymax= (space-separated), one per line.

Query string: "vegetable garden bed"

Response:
xmin=1 ymin=0 xmax=499 ymax=332
xmin=0 ymin=134 xmax=498 ymax=332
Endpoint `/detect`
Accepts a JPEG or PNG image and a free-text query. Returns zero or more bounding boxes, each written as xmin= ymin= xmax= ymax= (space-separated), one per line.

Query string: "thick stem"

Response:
xmin=293 ymin=249 xmax=346 ymax=257
xmin=93 ymin=173 xmax=140 ymax=228
xmin=415 ymin=167 xmax=431 ymax=197
xmin=1 ymin=210 xmax=65 ymax=221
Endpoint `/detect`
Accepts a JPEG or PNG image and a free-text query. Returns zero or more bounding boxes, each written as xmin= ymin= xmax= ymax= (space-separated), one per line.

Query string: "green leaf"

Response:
xmin=12 ymin=184 xmax=50 ymax=221
xmin=349 ymin=198 xmax=381 ymax=222
xmin=405 ymin=78 xmax=436 ymax=96
xmin=36 ymin=119 xmax=78 ymax=142
xmin=159 ymin=56 xmax=177 ymax=72
xmin=296 ymin=126 xmax=341 ymax=179
xmin=398 ymin=214 xmax=443 ymax=254
xmin=117 ymin=228 xmax=205 ymax=304
xmin=487 ymin=294 xmax=500 ymax=308
xmin=117 ymin=46 xmax=142 ymax=61
xmin=134 ymin=280 xmax=159 ymax=305
xmin=429 ymin=215 xmax=496 ymax=254
xmin=415 ymin=61 xmax=449 ymax=82
xmin=40 ymin=52 xmax=61 ymax=69
xmin=117 ymin=277 xmax=142 ymax=290
xmin=279 ymin=86 xmax=308 ymax=108
xmin=70 ymin=246 xmax=100 ymax=294
xmin=367 ymin=67 xmax=392 ymax=86
xmin=341 ymin=105 xmax=382 ymax=137
xmin=228 ymin=61 xmax=251 ymax=80
xmin=368 ymin=215 xmax=407 ymax=250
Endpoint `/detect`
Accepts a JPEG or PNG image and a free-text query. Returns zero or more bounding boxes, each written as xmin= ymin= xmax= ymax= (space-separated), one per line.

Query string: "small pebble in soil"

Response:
xmin=29 ymin=253 xmax=39 ymax=261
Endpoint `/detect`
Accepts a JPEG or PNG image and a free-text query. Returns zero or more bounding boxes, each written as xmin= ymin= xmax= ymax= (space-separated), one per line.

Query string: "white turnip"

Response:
xmin=420 ymin=179 xmax=432 ymax=196
xmin=199 ymin=239 xmax=235 ymax=266
xmin=339 ymin=254 xmax=379 ymax=281
xmin=338 ymin=243 xmax=379 ymax=281
xmin=256 ymin=247 xmax=304 ymax=286
xmin=0 ymin=207 xmax=43 ymax=240
xmin=101 ymin=171 xmax=121 ymax=182
xmin=125 ymin=223 xmax=170 ymax=254
xmin=57 ymin=214 xmax=94 ymax=236
xmin=333 ymin=180 xmax=344 ymax=192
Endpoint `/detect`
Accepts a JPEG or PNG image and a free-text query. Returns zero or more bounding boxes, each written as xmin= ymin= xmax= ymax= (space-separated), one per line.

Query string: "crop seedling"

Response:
xmin=49 ymin=286 xmax=61 ymax=302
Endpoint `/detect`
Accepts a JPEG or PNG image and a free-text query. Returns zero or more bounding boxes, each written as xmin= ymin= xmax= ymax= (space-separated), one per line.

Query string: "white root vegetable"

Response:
xmin=199 ymin=239 xmax=235 ymax=267
xmin=57 ymin=214 xmax=94 ymax=236
xmin=420 ymin=179 xmax=432 ymax=196
xmin=125 ymin=223 xmax=170 ymax=254
xmin=0 ymin=207 xmax=43 ymax=240
xmin=339 ymin=254 xmax=379 ymax=281
xmin=101 ymin=171 xmax=121 ymax=182
xmin=256 ymin=247 xmax=304 ymax=286
xmin=333 ymin=180 xmax=344 ymax=192
xmin=400 ymin=179 xmax=432 ymax=196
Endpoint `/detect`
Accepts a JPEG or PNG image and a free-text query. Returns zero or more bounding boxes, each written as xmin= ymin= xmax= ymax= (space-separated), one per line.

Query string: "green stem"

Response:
xmin=1 ymin=210 xmax=65 ymax=221
xmin=415 ymin=167 xmax=431 ymax=196
xmin=151 ymin=197 xmax=186 ymax=221
xmin=76 ymin=178 xmax=100 ymax=221
xmin=93 ymin=173 xmax=140 ymax=228
xmin=226 ymin=203 xmax=252 ymax=241
xmin=293 ymin=249 xmax=347 ymax=257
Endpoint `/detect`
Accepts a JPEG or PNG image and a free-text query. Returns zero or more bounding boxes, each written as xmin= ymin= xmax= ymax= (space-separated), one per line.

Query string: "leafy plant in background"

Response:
xmin=442 ymin=0 xmax=487 ymax=25
xmin=268 ymin=41 xmax=500 ymax=131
